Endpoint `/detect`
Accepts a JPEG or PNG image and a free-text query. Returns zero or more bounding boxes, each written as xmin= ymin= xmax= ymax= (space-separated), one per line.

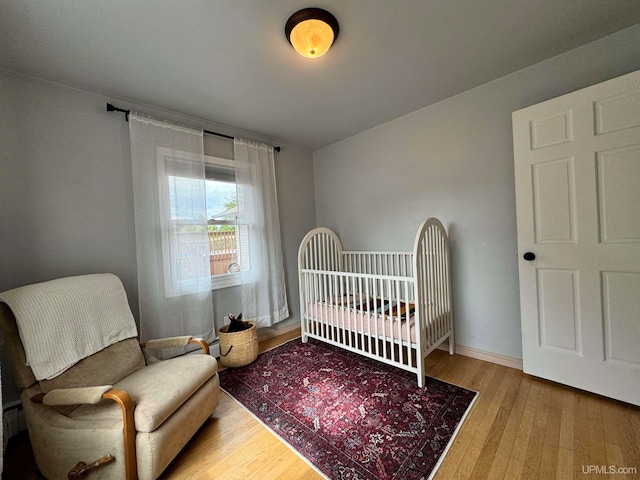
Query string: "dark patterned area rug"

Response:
xmin=219 ymin=338 xmax=477 ymax=480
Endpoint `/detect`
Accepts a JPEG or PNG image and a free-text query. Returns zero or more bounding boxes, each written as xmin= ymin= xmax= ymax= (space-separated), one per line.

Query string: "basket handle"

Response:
xmin=220 ymin=345 xmax=233 ymax=357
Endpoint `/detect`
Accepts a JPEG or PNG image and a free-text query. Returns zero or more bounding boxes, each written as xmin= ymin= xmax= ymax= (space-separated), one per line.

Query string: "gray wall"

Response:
xmin=313 ymin=25 xmax=640 ymax=360
xmin=0 ymin=70 xmax=316 ymax=403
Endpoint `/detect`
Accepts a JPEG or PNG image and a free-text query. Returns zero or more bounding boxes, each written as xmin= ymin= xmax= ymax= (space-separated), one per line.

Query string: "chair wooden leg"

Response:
xmin=67 ymin=455 xmax=114 ymax=479
xmin=103 ymin=389 xmax=137 ymax=480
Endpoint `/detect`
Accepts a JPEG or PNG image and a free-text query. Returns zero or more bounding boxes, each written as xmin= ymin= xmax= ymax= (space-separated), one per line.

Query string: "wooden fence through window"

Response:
xmin=208 ymin=230 xmax=237 ymax=275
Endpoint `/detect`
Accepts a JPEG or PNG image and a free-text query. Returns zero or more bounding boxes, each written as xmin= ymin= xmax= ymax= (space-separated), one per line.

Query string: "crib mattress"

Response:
xmin=305 ymin=301 xmax=417 ymax=344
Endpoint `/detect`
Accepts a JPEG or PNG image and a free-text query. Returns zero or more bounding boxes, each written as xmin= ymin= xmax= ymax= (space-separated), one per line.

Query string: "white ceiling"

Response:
xmin=1 ymin=1 xmax=639 ymax=151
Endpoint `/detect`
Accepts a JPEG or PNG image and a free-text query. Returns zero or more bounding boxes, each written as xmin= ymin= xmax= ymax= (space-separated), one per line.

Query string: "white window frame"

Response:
xmin=157 ymin=148 xmax=241 ymax=294
xmin=205 ymin=155 xmax=241 ymax=290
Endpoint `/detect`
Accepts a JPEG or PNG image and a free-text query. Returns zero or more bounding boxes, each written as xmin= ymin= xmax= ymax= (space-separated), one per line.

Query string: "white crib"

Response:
xmin=298 ymin=218 xmax=454 ymax=387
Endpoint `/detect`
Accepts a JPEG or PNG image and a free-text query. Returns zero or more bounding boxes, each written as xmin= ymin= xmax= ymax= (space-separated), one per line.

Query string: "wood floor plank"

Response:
xmin=501 ymin=378 xmax=542 ymax=479
xmin=521 ymin=380 xmax=553 ymax=478
xmin=615 ymin=401 xmax=640 ymax=480
xmin=572 ymin=392 xmax=592 ymax=479
xmin=468 ymin=367 xmax=520 ymax=478
xmin=429 ymin=349 xmax=481 ymax=386
xmin=587 ymin=394 xmax=608 ymax=473
xmin=485 ymin=373 xmax=531 ymax=480
xmin=538 ymin=384 xmax=563 ymax=479
xmin=555 ymin=389 xmax=575 ymax=480
xmin=423 ymin=349 xmax=457 ymax=379
xmin=601 ymin=400 xmax=624 ymax=472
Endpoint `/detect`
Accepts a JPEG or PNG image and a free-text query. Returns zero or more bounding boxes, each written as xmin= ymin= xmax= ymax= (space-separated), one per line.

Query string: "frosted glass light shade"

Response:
xmin=290 ymin=19 xmax=334 ymax=58
xmin=285 ymin=8 xmax=339 ymax=59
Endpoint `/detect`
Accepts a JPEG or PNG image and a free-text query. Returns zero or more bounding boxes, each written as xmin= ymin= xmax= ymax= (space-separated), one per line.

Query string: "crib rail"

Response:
xmin=299 ymin=267 xmax=418 ymax=370
xmin=342 ymin=251 xmax=413 ymax=277
xmin=413 ymin=218 xmax=453 ymax=356
xmin=298 ymin=228 xmax=343 ymax=272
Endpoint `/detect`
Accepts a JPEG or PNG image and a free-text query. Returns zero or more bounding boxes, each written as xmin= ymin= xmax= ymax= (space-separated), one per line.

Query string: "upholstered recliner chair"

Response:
xmin=0 ymin=273 xmax=220 ymax=480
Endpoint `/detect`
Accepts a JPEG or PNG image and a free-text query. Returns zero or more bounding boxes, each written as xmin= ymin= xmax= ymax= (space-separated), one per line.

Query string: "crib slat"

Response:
xmin=429 ymin=227 xmax=437 ymax=346
xmin=439 ymin=231 xmax=445 ymax=340
xmin=372 ymin=276 xmax=379 ymax=357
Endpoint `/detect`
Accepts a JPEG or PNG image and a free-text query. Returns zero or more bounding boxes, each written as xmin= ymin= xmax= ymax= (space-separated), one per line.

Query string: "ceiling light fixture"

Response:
xmin=285 ymin=8 xmax=339 ymax=58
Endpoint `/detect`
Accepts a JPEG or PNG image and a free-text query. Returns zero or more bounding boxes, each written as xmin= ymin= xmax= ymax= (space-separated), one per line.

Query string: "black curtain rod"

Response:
xmin=106 ymin=102 xmax=130 ymax=120
xmin=106 ymin=103 xmax=280 ymax=152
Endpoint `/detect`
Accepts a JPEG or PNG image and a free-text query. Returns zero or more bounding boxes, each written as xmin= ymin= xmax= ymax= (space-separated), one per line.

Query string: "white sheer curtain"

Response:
xmin=234 ymin=139 xmax=289 ymax=327
xmin=129 ymin=115 xmax=214 ymax=344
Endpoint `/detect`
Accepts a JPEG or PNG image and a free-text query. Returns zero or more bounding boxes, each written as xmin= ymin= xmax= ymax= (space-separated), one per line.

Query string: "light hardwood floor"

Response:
xmin=5 ymin=328 xmax=639 ymax=479
xmin=159 ymin=328 xmax=639 ymax=479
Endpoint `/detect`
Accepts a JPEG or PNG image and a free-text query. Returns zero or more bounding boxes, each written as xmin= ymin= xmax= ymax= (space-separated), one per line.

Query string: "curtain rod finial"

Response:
xmin=106 ymin=103 xmax=130 ymax=121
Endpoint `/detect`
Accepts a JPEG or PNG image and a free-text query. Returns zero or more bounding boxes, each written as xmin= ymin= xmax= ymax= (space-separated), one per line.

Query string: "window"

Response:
xmin=158 ymin=149 xmax=241 ymax=294
xmin=204 ymin=156 xmax=242 ymax=289
xmin=154 ymin=139 xmax=287 ymax=324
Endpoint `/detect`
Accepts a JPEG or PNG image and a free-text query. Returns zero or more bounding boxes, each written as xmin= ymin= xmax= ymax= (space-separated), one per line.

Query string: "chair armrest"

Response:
xmin=102 ymin=389 xmax=137 ymax=480
xmin=32 ymin=387 xmax=138 ymax=480
xmin=140 ymin=336 xmax=210 ymax=355
xmin=31 ymin=385 xmax=114 ymax=406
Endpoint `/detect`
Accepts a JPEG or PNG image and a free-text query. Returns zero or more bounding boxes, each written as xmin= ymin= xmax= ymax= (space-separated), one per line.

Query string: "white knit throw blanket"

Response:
xmin=0 ymin=274 xmax=138 ymax=380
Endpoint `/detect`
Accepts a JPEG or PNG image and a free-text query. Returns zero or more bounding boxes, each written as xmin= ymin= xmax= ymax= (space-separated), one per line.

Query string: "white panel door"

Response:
xmin=513 ymin=70 xmax=640 ymax=406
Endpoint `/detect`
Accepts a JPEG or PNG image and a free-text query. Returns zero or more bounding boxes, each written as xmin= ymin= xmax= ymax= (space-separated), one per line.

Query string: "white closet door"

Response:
xmin=513 ymin=69 xmax=640 ymax=406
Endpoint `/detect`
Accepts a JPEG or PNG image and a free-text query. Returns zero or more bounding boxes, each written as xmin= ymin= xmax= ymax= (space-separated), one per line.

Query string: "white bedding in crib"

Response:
xmin=305 ymin=299 xmax=417 ymax=344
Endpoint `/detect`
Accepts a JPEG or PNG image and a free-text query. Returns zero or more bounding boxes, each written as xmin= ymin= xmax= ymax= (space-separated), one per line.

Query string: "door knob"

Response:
xmin=523 ymin=252 xmax=536 ymax=261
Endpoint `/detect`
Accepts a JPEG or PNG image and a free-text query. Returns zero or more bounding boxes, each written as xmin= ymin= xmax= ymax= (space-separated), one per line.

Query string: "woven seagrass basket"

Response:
xmin=218 ymin=321 xmax=258 ymax=368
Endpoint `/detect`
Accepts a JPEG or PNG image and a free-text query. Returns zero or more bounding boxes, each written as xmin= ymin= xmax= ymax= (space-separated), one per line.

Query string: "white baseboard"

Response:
xmin=437 ymin=343 xmax=523 ymax=370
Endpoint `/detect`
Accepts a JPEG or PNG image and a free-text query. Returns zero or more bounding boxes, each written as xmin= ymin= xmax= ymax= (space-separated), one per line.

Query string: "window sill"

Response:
xmin=211 ymin=273 xmax=240 ymax=290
